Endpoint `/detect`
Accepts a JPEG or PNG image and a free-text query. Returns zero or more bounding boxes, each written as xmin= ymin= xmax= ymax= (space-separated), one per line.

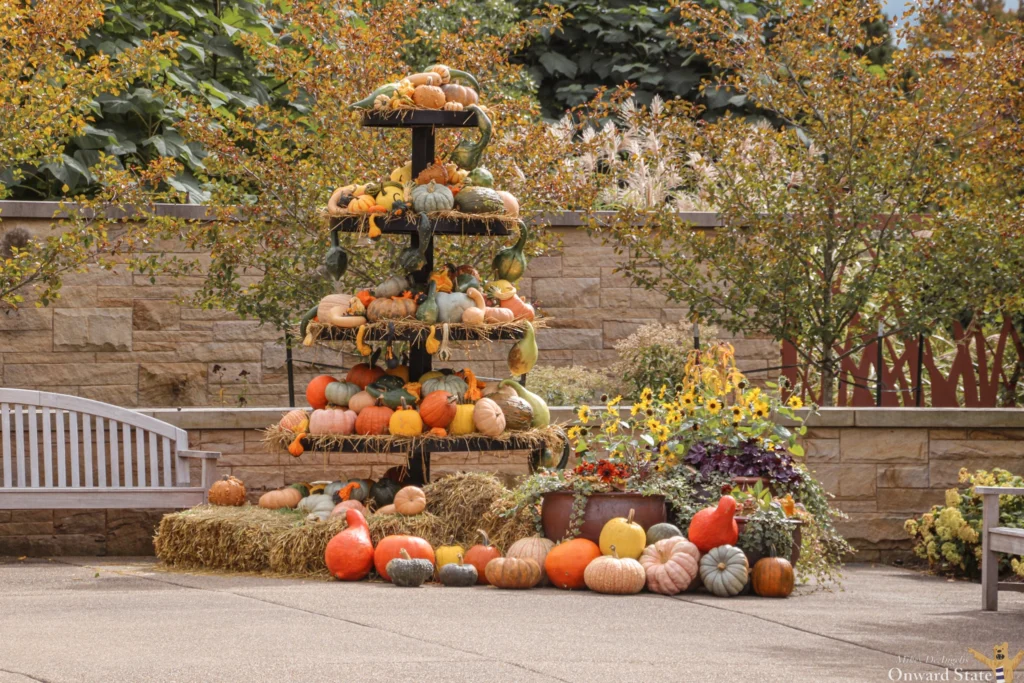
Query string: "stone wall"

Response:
xmin=0 ymin=204 xmax=769 ymax=407
xmin=3 ymin=406 xmax=1023 ymax=559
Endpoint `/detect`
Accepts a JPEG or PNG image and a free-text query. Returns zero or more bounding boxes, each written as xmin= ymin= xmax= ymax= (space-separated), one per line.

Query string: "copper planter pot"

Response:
xmin=736 ymin=516 xmax=803 ymax=567
xmin=541 ymin=491 xmax=667 ymax=543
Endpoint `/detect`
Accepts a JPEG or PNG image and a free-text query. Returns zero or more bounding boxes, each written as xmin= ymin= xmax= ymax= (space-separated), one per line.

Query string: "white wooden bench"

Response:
xmin=0 ymin=389 xmax=219 ymax=509
xmin=979 ymin=485 xmax=1024 ymax=611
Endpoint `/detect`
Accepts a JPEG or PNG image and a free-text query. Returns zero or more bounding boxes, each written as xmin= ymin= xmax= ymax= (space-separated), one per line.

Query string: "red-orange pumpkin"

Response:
xmin=324 ymin=508 xmax=375 ymax=581
xmin=545 ymin=538 xmax=601 ymax=590
xmin=355 ymin=403 xmax=394 ymax=435
xmin=687 ymin=495 xmax=739 ymax=553
xmin=346 ymin=363 xmax=385 ymax=390
xmin=463 ymin=529 xmax=502 ymax=585
xmin=419 ymin=390 xmax=457 ymax=429
xmin=374 ymin=535 xmax=435 ymax=582
xmin=305 ymin=375 xmax=337 ymax=410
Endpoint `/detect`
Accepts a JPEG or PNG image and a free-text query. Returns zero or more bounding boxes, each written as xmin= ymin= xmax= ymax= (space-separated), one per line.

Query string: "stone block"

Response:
xmin=602 ymin=320 xmax=654 ymax=345
xmin=803 ymin=438 xmax=840 ymax=463
xmin=599 ymin=288 xmax=631 ymax=307
xmin=840 ymin=428 xmax=928 ymax=463
xmin=532 ymin=278 xmax=600 ymax=308
xmin=138 ymin=363 xmax=206 ymax=407
xmin=5 ymin=363 xmax=137 ymax=386
xmin=929 ymin=439 xmax=1024 ymax=459
xmin=0 ymin=521 xmax=55 ymax=536
xmin=929 ymin=458 xmax=1024 ymax=487
xmin=106 ymin=509 xmax=167 ymax=555
xmin=929 ymin=429 xmax=967 ymax=440
xmin=877 ymin=465 xmax=930 ymax=489
xmin=0 ymin=308 xmax=52 ymax=331
xmin=133 ymin=300 xmax=180 ymax=331
xmin=835 ymin=513 xmax=911 ymax=545
xmin=876 ymin=488 xmax=944 ymax=513
xmin=524 ymin=256 xmax=562 ymax=278
xmin=78 ymin=385 xmax=139 ymax=406
xmin=535 ymin=329 xmax=602 ymax=351
xmin=967 ymin=429 xmax=1024 ymax=441
xmin=53 ymin=510 xmax=106 ymax=535
xmin=0 ymin=331 xmax=53 ymax=352
xmin=560 ymin=245 xmax=618 ymax=269
xmin=53 ymin=308 xmax=132 ymax=352
xmin=11 ymin=510 xmax=52 ymax=523
xmin=835 ymin=465 xmax=877 ymax=499
xmin=805 ymin=428 xmax=841 ymax=439
xmin=600 ymin=267 xmax=631 ymax=288
xmin=210 ymin=321 xmax=281 ymax=342
xmin=30 ymin=534 xmax=105 ymax=556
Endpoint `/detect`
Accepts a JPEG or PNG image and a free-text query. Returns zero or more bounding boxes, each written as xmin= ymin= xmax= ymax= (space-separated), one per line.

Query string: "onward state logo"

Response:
xmin=888 ymin=643 xmax=1023 ymax=681
xmin=969 ymin=644 xmax=1024 ymax=683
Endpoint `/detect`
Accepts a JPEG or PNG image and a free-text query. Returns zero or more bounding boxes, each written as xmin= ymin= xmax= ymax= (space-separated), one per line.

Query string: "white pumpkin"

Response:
xmin=698 ymin=544 xmax=749 ymax=597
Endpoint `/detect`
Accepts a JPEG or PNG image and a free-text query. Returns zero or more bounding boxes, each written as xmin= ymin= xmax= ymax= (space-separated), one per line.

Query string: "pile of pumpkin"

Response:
xmin=257 ymin=478 xmax=428 ymax=520
xmin=327 ymin=159 xmax=519 ymax=223
xmin=278 ymin=365 xmax=553 ymax=456
xmin=348 ymin=64 xmax=483 ymax=113
xmin=319 ymin=493 xmax=793 ymax=596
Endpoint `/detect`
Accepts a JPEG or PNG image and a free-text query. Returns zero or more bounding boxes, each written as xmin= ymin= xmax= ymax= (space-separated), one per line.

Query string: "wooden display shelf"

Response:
xmin=309 ymin=319 xmax=538 ymax=344
xmin=330 ymin=213 xmax=513 ymax=236
xmin=361 ymin=109 xmax=479 ymax=128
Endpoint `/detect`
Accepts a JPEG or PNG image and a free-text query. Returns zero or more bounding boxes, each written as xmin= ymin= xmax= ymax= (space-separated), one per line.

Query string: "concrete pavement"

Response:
xmin=0 ymin=559 xmax=1022 ymax=682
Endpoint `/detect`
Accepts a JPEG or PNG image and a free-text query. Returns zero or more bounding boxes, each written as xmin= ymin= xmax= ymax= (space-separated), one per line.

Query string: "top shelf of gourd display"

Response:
xmin=360 ymin=110 xmax=479 ymax=129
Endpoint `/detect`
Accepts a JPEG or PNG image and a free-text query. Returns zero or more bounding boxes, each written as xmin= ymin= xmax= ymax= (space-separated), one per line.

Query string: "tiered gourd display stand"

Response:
xmin=301 ymin=109 xmax=567 ymax=483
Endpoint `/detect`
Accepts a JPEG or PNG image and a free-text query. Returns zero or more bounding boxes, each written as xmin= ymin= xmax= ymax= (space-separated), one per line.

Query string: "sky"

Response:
xmin=882 ymin=0 xmax=1020 ymax=16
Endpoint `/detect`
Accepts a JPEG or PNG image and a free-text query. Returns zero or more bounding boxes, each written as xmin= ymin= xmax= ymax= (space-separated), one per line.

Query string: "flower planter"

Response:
xmin=726 ymin=476 xmax=776 ymax=496
xmin=736 ymin=515 xmax=802 ymax=567
xmin=541 ymin=492 xmax=667 ymax=544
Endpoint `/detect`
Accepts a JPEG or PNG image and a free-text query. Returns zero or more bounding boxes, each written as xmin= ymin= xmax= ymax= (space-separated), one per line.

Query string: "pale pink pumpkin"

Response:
xmin=330 ymin=499 xmax=366 ymax=517
xmin=308 ymin=408 xmax=357 ymax=436
xmin=639 ymin=536 xmax=700 ymax=595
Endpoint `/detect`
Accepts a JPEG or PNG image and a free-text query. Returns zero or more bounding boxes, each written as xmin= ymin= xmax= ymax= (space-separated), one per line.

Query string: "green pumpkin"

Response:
xmin=422 ymin=373 xmax=468 ymax=398
xmin=466 ymin=167 xmax=494 ymax=188
xmin=374 ymin=274 xmax=410 ymax=298
xmin=646 ymin=523 xmax=684 ymax=546
xmin=492 ymin=222 xmax=529 ymax=282
xmin=379 ymin=388 xmax=418 ymax=410
xmin=367 ymin=375 xmax=406 ymax=397
xmin=699 ymin=545 xmax=749 ymax=597
xmin=438 ymin=555 xmax=478 ymax=587
xmin=455 ymin=272 xmax=482 ymax=293
xmin=344 ymin=478 xmax=373 ymax=503
xmin=415 ymin=281 xmax=439 ymax=324
xmin=491 ymin=395 xmax=534 ymax=431
xmin=387 ymin=549 xmax=435 ymax=587
xmin=324 ymin=245 xmax=348 ymax=281
xmin=449 ymin=104 xmax=491 ymax=171
xmin=398 ymin=213 xmax=433 ymax=273
xmin=324 ymin=381 xmax=361 ymax=407
xmin=455 ymin=186 xmax=504 ymax=214
xmin=287 ymin=482 xmax=310 ymax=497
xmin=411 ymin=180 xmax=454 ymax=213
xmin=369 ymin=478 xmax=402 ymax=507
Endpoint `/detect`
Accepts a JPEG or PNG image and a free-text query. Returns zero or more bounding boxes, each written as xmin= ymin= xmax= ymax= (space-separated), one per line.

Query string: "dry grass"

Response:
xmin=154 ymin=505 xmax=304 ymax=573
xmin=424 ymin=472 xmax=507 ymax=545
xmin=481 ymin=494 xmax=538 ymax=552
xmin=306 ymin=316 xmax=549 ymax=346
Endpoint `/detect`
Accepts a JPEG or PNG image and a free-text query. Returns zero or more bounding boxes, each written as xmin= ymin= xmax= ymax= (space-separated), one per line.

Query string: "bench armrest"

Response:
xmin=175 ymin=450 xmax=221 ymax=494
xmin=178 ymin=450 xmax=221 ymax=460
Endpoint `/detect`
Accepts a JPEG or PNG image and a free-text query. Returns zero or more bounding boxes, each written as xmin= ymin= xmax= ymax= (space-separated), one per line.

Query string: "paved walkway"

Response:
xmin=0 ymin=559 xmax=1021 ymax=682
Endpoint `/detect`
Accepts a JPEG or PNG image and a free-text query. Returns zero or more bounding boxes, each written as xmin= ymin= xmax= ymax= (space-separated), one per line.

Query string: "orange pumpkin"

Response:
xmin=393 ymin=486 xmax=427 ymax=515
xmin=324 ymin=509 xmax=375 ymax=581
xmin=279 ymin=409 xmax=308 ymax=431
xmin=355 ymin=402 xmax=394 ymax=435
xmin=464 ymin=529 xmax=502 ymax=585
xmin=330 ymin=499 xmax=366 ymax=517
xmin=306 ymin=375 xmax=338 ymax=410
xmin=374 ymin=535 xmax=435 ymax=582
xmin=687 ymin=495 xmax=739 ymax=553
xmin=259 ymin=487 xmax=303 ymax=510
xmin=346 ymin=363 xmax=385 ymax=389
xmin=208 ymin=475 xmax=246 ymax=506
xmin=545 ymin=538 xmax=601 ymax=590
xmin=751 ymin=557 xmax=795 ymax=598
xmin=419 ymin=390 xmax=457 ymax=429
xmin=484 ymin=557 xmax=541 ymax=589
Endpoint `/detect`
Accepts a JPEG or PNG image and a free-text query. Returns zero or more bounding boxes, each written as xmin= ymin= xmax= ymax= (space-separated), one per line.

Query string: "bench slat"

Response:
xmin=33 ymin=407 xmax=43 ymax=487
xmin=56 ymin=409 xmax=66 ymax=488
xmin=0 ymin=487 xmax=208 ymax=510
xmin=162 ymin=436 xmax=171 ymax=487
xmin=136 ymin=426 xmax=146 ymax=489
xmin=2 ymin=403 xmax=10 ymax=488
xmin=69 ymin=412 xmax=79 ymax=487
xmin=83 ymin=415 xmax=93 ymax=488
xmin=148 ymin=432 xmax=158 ymax=487
xmin=108 ymin=418 xmax=119 ymax=488
xmin=122 ymin=423 xmax=133 ymax=487
xmin=96 ymin=418 xmax=106 ymax=487
xmin=14 ymin=406 xmax=25 ymax=487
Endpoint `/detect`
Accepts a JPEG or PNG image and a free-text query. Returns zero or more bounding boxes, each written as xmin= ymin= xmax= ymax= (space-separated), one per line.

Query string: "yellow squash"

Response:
xmin=598 ymin=509 xmax=646 ymax=559
xmin=388 ymin=405 xmax=423 ymax=437
xmin=448 ymin=403 xmax=476 ymax=435
xmin=435 ymin=539 xmax=467 ymax=569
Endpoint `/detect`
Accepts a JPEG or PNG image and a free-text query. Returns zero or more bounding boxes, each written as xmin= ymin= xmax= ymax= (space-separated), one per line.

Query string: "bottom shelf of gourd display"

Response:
xmin=266 ymin=369 xmax=569 ymax=468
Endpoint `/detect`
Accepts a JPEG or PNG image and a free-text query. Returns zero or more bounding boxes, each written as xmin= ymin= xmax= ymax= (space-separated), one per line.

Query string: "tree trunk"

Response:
xmin=820 ymin=345 xmax=836 ymax=407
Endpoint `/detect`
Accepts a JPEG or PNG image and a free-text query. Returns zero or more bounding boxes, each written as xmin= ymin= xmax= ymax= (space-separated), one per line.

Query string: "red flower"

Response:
xmin=597 ymin=461 xmax=616 ymax=482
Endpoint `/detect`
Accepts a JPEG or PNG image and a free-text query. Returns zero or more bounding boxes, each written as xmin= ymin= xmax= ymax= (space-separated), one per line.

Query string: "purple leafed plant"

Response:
xmin=684 ymin=441 xmax=804 ymax=485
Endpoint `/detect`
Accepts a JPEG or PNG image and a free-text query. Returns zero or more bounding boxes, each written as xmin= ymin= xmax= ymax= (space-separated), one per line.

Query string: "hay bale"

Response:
xmin=424 ymin=472 xmax=506 ymax=545
xmin=267 ymin=516 xmax=347 ymax=577
xmin=154 ymin=505 xmax=303 ymax=573
xmin=480 ymin=494 xmax=538 ymax=552
xmin=266 ymin=511 xmax=448 ymax=578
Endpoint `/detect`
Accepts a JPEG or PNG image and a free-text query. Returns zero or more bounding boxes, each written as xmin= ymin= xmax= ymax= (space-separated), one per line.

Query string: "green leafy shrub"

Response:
xmin=613 ymin=322 xmax=713 ymax=400
xmin=525 ymin=365 xmax=619 ymax=407
xmin=905 ymin=468 xmax=1024 ymax=579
